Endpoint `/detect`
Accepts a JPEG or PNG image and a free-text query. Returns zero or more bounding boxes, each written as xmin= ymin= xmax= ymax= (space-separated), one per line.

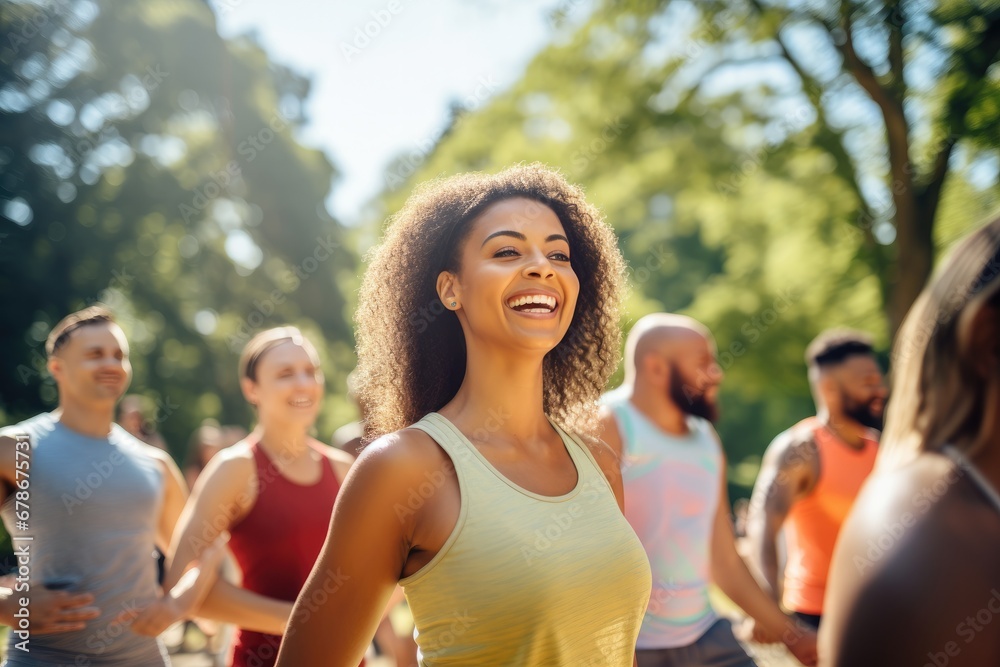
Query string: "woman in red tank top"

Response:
xmin=158 ymin=327 xmax=361 ymax=667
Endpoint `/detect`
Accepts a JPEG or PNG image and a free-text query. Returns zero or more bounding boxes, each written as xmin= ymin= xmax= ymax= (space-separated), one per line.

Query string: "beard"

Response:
xmin=668 ymin=365 xmax=719 ymax=423
xmin=843 ymin=393 xmax=883 ymax=430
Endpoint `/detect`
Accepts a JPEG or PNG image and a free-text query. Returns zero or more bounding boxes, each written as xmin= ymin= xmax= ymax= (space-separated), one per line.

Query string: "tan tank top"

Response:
xmin=401 ymin=412 xmax=652 ymax=666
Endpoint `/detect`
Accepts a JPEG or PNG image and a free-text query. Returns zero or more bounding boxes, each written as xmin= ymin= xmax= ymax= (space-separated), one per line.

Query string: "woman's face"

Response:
xmin=245 ymin=340 xmax=324 ymax=427
xmin=443 ymin=197 xmax=580 ymax=353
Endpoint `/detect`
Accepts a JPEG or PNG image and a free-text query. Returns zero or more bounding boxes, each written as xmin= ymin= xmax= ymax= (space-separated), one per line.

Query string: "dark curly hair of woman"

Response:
xmin=355 ymin=163 xmax=626 ymax=440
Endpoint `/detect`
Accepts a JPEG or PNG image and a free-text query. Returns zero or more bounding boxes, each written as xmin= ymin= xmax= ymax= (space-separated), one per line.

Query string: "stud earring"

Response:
xmin=450 ymin=301 xmax=458 ymax=308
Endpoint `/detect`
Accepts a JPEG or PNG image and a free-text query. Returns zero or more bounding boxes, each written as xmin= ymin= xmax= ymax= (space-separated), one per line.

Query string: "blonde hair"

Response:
xmin=879 ymin=218 xmax=1000 ymax=469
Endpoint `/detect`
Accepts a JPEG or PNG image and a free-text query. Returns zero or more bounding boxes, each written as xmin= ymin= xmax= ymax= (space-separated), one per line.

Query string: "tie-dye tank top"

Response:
xmin=605 ymin=392 xmax=722 ymax=649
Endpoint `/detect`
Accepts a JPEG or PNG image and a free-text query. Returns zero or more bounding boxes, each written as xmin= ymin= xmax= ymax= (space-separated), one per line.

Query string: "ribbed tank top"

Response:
xmin=782 ymin=417 xmax=878 ymax=615
xmin=226 ymin=440 xmax=348 ymax=667
xmin=605 ymin=393 xmax=722 ymax=649
xmin=0 ymin=413 xmax=168 ymax=666
xmin=401 ymin=412 xmax=651 ymax=666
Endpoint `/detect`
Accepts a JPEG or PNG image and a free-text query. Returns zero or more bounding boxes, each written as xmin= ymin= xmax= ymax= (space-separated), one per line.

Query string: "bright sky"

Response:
xmin=214 ymin=0 xmax=571 ymax=225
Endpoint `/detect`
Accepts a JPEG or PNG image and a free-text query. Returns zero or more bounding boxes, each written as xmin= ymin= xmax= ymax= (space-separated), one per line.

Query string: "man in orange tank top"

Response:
xmin=745 ymin=330 xmax=886 ymax=631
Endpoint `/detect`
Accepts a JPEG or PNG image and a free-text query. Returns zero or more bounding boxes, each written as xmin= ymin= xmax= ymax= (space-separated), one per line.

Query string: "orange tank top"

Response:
xmin=782 ymin=418 xmax=878 ymax=615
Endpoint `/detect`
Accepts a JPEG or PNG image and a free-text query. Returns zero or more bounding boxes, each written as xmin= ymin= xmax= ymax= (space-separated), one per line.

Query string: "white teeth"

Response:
xmin=290 ymin=398 xmax=312 ymax=407
xmin=506 ymin=294 xmax=557 ymax=310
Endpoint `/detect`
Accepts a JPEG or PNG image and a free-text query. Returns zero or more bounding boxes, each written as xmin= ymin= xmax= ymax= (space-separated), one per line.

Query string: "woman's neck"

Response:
xmin=441 ymin=346 xmax=551 ymax=443
xmin=254 ymin=421 xmax=310 ymax=460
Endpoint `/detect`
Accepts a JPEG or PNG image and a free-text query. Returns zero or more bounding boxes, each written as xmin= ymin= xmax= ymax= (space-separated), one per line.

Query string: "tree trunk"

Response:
xmin=886 ymin=204 xmax=935 ymax=337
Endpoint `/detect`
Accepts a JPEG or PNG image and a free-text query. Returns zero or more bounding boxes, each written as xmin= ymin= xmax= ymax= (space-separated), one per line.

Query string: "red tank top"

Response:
xmin=783 ymin=418 xmax=878 ymax=614
xmin=227 ymin=440 xmax=344 ymax=667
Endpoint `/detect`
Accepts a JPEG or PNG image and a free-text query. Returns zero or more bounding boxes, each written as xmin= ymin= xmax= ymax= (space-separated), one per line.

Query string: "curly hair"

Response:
xmin=355 ymin=163 xmax=626 ymax=440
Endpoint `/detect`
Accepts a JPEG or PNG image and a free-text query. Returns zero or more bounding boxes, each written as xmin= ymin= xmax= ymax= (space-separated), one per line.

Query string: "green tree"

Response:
xmin=371 ymin=0 xmax=999 ymax=494
xmin=0 ymin=0 xmax=358 ymax=456
xmin=636 ymin=0 xmax=1000 ymax=335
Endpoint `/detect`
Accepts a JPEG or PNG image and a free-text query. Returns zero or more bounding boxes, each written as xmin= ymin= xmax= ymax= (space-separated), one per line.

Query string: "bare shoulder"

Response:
xmin=0 ymin=433 xmax=20 ymax=484
xmin=309 ymin=438 xmax=357 ymax=482
xmin=353 ymin=427 xmax=453 ymax=482
xmin=193 ymin=439 xmax=256 ymax=490
xmin=842 ymin=452 xmax=994 ymax=565
xmin=597 ymin=406 xmax=624 ymax=458
xmin=581 ymin=431 xmax=622 ymax=478
xmin=823 ymin=453 xmax=999 ymax=665
xmin=763 ymin=425 xmax=819 ymax=473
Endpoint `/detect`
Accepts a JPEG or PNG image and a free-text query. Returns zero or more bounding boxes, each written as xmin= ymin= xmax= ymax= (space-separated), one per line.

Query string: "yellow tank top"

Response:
xmin=401 ymin=412 xmax=652 ymax=666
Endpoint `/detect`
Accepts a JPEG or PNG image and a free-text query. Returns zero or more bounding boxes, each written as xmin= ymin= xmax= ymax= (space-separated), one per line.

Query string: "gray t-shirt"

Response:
xmin=1 ymin=413 xmax=168 ymax=666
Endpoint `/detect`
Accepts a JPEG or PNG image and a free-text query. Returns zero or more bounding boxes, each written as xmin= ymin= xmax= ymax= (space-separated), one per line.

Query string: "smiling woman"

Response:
xmin=152 ymin=326 xmax=361 ymax=667
xmin=275 ymin=164 xmax=652 ymax=667
xmin=357 ymin=162 xmax=626 ymax=439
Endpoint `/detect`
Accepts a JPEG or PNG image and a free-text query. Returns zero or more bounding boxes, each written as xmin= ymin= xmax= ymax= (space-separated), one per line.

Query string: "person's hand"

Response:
xmin=116 ymin=593 xmax=182 ymax=637
xmin=783 ymin=621 xmax=818 ymax=666
xmin=735 ymin=616 xmax=782 ymax=644
xmin=19 ymin=589 xmax=100 ymax=634
xmin=117 ymin=534 xmax=228 ymax=637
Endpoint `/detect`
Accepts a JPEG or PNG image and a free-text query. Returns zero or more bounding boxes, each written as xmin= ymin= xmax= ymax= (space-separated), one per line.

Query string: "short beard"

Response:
xmin=843 ymin=396 xmax=883 ymax=431
xmin=669 ymin=366 xmax=719 ymax=423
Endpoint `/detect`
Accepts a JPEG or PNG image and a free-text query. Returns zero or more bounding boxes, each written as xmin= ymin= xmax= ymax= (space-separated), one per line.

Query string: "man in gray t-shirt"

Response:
xmin=0 ymin=306 xmax=219 ymax=665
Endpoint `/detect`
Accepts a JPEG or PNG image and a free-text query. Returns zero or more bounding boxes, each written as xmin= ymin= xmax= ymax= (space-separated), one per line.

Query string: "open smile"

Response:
xmin=505 ymin=292 xmax=559 ymax=316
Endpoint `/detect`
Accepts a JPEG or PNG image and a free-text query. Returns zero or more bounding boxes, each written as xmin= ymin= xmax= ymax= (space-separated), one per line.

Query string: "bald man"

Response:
xmin=600 ymin=314 xmax=817 ymax=667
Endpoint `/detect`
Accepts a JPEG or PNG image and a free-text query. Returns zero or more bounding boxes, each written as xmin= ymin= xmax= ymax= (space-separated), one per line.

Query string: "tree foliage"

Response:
xmin=373 ymin=0 xmax=1000 ymax=493
xmin=0 ymin=0 xmax=358 ymax=456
